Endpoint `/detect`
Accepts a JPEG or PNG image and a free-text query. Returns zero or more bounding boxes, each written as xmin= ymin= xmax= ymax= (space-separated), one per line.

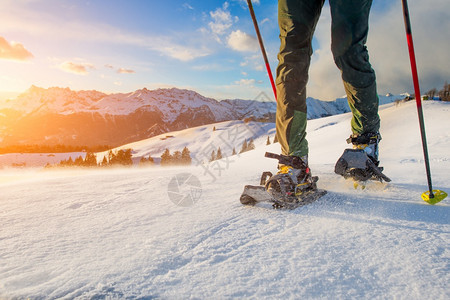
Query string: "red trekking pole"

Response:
xmin=401 ymin=0 xmax=447 ymax=204
xmin=247 ymin=0 xmax=277 ymax=101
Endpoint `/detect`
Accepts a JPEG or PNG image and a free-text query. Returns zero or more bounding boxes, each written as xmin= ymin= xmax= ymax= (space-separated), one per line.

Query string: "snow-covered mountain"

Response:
xmin=0 ymin=100 xmax=448 ymax=298
xmin=0 ymin=86 xmax=275 ymax=148
xmin=0 ymin=85 xmax=406 ymax=148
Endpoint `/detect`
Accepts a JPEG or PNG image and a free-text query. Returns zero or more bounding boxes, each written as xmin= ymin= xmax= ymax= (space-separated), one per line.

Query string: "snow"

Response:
xmin=97 ymin=120 xmax=276 ymax=164
xmin=0 ymin=152 xmax=86 ymax=168
xmin=0 ymin=100 xmax=449 ymax=299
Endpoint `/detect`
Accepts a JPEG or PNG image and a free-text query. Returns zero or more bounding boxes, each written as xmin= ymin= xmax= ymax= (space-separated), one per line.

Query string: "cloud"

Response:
xmin=240 ymin=54 xmax=264 ymax=71
xmin=183 ymin=3 xmax=194 ymax=10
xmin=260 ymin=18 xmax=270 ymax=25
xmin=227 ymin=30 xmax=259 ymax=52
xmin=367 ymin=0 xmax=450 ymax=95
xmin=192 ymin=63 xmax=233 ymax=71
xmin=117 ymin=68 xmax=135 ymax=74
xmin=0 ymin=5 xmax=212 ymax=63
xmin=209 ymin=2 xmax=235 ymax=37
xmin=307 ymin=8 xmax=344 ymax=100
xmin=234 ymin=0 xmax=260 ymax=8
xmin=59 ymin=61 xmax=95 ymax=75
xmin=104 ymin=64 xmax=135 ymax=74
xmin=206 ymin=1 xmax=240 ymax=44
xmin=0 ymin=36 xmax=33 ymax=61
xmin=303 ymin=0 xmax=450 ymax=100
xmin=99 ymin=30 xmax=211 ymax=62
xmin=206 ymin=79 xmax=273 ymax=101
xmin=234 ymin=78 xmax=256 ymax=86
xmin=162 ymin=44 xmax=211 ymax=62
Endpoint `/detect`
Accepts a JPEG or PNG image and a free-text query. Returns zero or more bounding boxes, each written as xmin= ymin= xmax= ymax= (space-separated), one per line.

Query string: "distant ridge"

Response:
xmin=0 ymin=86 xmax=406 ymax=148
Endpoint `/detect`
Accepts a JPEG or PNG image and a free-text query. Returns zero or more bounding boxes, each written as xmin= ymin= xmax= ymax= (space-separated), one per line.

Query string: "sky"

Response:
xmin=0 ymin=0 xmax=449 ymax=101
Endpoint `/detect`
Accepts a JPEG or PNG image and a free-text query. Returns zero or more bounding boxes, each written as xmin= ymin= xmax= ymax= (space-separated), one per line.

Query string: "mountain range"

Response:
xmin=0 ymin=86 xmax=406 ymax=148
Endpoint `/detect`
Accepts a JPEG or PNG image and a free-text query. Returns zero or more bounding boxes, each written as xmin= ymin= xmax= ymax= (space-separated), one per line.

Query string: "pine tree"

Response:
xmin=57 ymin=158 xmax=64 ymax=167
xmin=101 ymin=156 xmax=108 ymax=167
xmin=161 ymin=148 xmax=172 ymax=166
xmin=109 ymin=151 xmax=119 ymax=165
xmin=248 ymin=138 xmax=255 ymax=151
xmin=273 ymin=134 xmax=279 ymax=143
xmin=139 ymin=157 xmax=147 ymax=165
xmin=266 ymin=136 xmax=271 ymax=145
xmin=427 ymin=88 xmax=438 ymax=100
xmin=109 ymin=151 xmax=118 ymax=165
xmin=84 ymin=152 xmax=97 ymax=167
xmin=117 ymin=150 xmax=125 ymax=165
xmin=108 ymin=150 xmax=115 ymax=163
xmin=119 ymin=149 xmax=133 ymax=166
xmin=210 ymin=150 xmax=216 ymax=162
xmin=74 ymin=156 xmax=84 ymax=166
xmin=213 ymin=126 xmax=216 ymax=131
xmin=216 ymin=147 xmax=223 ymax=160
xmin=139 ymin=156 xmax=154 ymax=166
xmin=439 ymin=81 xmax=450 ymax=101
xmin=232 ymin=147 xmax=237 ymax=155
xmin=239 ymin=139 xmax=248 ymax=154
xmin=181 ymin=147 xmax=192 ymax=165
xmin=173 ymin=150 xmax=182 ymax=163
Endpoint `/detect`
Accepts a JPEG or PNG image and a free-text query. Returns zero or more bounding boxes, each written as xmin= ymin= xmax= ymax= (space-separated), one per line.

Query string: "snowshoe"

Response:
xmin=335 ymin=132 xmax=390 ymax=183
xmin=240 ymin=152 xmax=327 ymax=209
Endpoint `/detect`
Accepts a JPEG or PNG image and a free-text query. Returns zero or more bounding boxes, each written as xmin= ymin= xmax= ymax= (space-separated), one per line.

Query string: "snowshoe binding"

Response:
xmin=335 ymin=132 xmax=391 ymax=183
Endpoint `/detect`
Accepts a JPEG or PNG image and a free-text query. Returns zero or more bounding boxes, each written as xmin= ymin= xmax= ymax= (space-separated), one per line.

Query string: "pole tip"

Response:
xmin=422 ymin=190 xmax=447 ymax=205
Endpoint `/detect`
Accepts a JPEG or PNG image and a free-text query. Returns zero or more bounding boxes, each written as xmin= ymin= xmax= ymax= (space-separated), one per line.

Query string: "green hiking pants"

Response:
xmin=276 ymin=0 xmax=380 ymax=157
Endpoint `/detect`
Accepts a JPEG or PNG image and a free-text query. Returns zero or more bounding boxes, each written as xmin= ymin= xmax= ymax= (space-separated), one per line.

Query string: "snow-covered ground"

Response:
xmin=0 ymin=100 xmax=449 ymax=299
xmin=0 ymin=152 xmax=86 ymax=168
xmin=96 ymin=120 xmax=276 ymax=164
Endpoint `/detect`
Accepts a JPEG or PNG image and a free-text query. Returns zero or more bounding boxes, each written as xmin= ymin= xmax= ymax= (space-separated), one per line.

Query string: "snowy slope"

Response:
xmin=96 ymin=120 xmax=276 ymax=164
xmin=0 ymin=152 xmax=86 ymax=168
xmin=0 ymin=100 xmax=449 ymax=299
xmin=0 ymin=120 xmax=274 ymax=168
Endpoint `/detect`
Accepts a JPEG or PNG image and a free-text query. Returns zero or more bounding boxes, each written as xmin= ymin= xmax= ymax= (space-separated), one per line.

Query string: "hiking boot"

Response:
xmin=265 ymin=155 xmax=317 ymax=202
xmin=346 ymin=132 xmax=381 ymax=165
xmin=335 ymin=132 xmax=390 ymax=182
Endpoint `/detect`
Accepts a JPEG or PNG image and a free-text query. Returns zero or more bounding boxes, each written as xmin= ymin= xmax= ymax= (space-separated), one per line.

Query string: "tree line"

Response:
xmin=47 ymin=149 xmax=135 ymax=168
xmin=160 ymin=147 xmax=192 ymax=166
xmin=425 ymin=82 xmax=449 ymax=101
xmin=42 ymin=134 xmax=278 ymax=169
